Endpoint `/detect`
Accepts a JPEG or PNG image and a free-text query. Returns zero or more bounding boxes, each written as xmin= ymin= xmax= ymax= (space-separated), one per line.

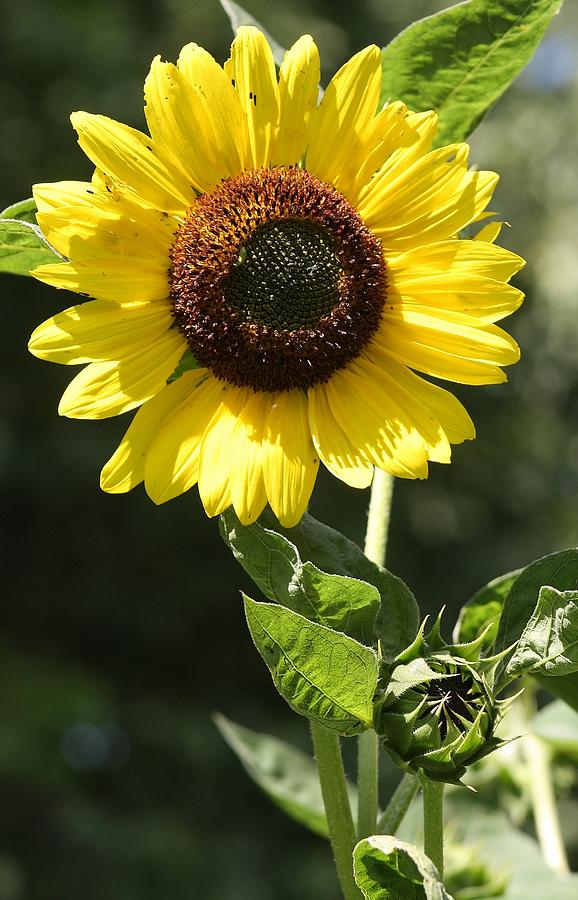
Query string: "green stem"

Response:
xmin=310 ymin=722 xmax=362 ymax=900
xmin=422 ymin=778 xmax=445 ymax=877
xmin=356 ymin=729 xmax=379 ymax=838
xmin=363 ymin=468 xmax=394 ymax=566
xmin=521 ymin=686 xmax=570 ymax=876
xmin=377 ymin=773 xmax=419 ymax=835
xmin=355 ymin=470 xmax=395 ymax=840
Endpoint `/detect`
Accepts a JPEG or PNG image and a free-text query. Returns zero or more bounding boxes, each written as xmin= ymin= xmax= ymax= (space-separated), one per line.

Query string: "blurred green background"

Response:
xmin=1 ymin=0 xmax=578 ymax=897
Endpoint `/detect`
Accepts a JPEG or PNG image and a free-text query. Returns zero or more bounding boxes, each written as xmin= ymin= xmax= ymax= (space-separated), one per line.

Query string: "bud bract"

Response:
xmin=374 ymin=616 xmax=511 ymax=784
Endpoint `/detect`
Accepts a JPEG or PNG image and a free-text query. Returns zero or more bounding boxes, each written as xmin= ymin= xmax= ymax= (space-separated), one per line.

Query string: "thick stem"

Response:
xmin=310 ymin=722 xmax=362 ymax=900
xmin=521 ymin=687 xmax=570 ymax=876
xmin=377 ymin=773 xmax=419 ymax=835
xmin=363 ymin=468 xmax=394 ymax=566
xmin=356 ymin=729 xmax=379 ymax=838
xmin=355 ymin=470 xmax=395 ymax=840
xmin=422 ymin=778 xmax=445 ymax=877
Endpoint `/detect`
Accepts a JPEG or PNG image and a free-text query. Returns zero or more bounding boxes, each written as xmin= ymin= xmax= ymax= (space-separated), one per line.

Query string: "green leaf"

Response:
xmin=0 ymin=218 xmax=62 ymax=276
xmin=244 ymin=596 xmax=378 ymax=735
xmin=453 ymin=570 xmax=521 ymax=645
xmin=0 ymin=197 xmax=38 ymax=224
xmin=380 ymin=0 xmax=563 ymax=146
xmin=533 ymin=698 xmax=578 ymax=760
xmin=220 ymin=509 xmax=380 ymax=644
xmin=353 ymin=835 xmax=453 ymax=900
xmin=506 ymin=586 xmax=578 ymax=677
xmin=257 ymin=510 xmax=419 ymax=659
xmin=497 ymin=549 xmax=578 ymax=651
xmin=219 ymin=0 xmax=286 ymax=66
xmin=213 ymin=713 xmax=334 ymax=837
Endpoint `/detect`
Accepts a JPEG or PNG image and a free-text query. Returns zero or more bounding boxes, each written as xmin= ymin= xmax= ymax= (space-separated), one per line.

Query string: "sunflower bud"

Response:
xmin=374 ymin=616 xmax=510 ymax=784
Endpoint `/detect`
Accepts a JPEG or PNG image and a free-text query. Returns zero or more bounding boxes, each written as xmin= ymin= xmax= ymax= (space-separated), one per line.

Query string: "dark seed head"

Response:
xmin=169 ymin=166 xmax=387 ymax=393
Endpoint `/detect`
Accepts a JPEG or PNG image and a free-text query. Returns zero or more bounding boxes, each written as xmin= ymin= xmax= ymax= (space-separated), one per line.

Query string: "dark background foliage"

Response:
xmin=1 ymin=0 xmax=577 ymax=897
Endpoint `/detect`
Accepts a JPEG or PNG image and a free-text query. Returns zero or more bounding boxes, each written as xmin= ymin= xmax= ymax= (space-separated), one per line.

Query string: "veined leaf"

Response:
xmin=353 ymin=835 xmax=453 ymax=900
xmin=453 ymin=569 xmax=521 ymax=645
xmin=256 ymin=510 xmax=419 ymax=659
xmin=220 ymin=509 xmax=380 ymax=645
xmin=0 ymin=197 xmax=38 ymax=224
xmin=214 ymin=713 xmax=335 ymax=837
xmin=244 ymin=596 xmax=378 ymax=735
xmin=0 ymin=218 xmax=62 ymax=276
xmin=380 ymin=0 xmax=564 ymax=146
xmin=506 ymin=586 xmax=578 ymax=677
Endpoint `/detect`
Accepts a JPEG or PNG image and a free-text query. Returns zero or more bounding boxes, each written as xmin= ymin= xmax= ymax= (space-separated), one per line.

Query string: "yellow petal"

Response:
xmin=100 ymin=369 xmax=209 ymax=493
xmin=227 ymin=392 xmax=271 ymax=525
xmin=273 ymin=35 xmax=320 ymax=166
xmin=307 ymin=45 xmax=382 ymax=191
xmin=29 ymin=300 xmax=172 ymax=364
xmin=198 ymin=387 xmax=251 ymax=517
xmin=389 ymin=240 xmax=524 ymax=282
xmin=389 ymin=276 xmax=524 ymax=325
xmin=261 ymin=390 xmax=319 ymax=527
xmin=144 ymin=372 xmax=225 ymax=504
xmin=58 ymin=329 xmax=185 ymax=419
xmin=324 ymin=368 xmax=429 ymax=479
xmin=224 ymin=26 xmax=279 ymax=169
xmin=71 ymin=111 xmax=194 ymax=214
xmin=177 ymin=43 xmax=249 ymax=177
xmin=32 ymin=259 xmax=170 ymax=304
xmin=308 ymin=385 xmax=374 ymax=488
xmin=474 ymin=221 xmax=506 ymax=243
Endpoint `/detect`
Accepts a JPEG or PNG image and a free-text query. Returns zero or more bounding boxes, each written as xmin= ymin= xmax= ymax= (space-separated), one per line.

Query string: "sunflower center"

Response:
xmin=225 ymin=219 xmax=341 ymax=330
xmin=169 ymin=166 xmax=386 ymax=393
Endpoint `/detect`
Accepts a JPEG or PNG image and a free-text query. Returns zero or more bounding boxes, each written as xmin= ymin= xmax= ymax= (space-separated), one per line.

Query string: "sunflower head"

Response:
xmin=28 ymin=26 xmax=524 ymax=527
xmin=374 ymin=617 xmax=510 ymax=784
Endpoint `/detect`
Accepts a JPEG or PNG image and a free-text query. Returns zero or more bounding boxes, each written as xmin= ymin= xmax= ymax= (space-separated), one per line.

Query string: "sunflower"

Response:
xmin=29 ymin=27 xmax=524 ymax=527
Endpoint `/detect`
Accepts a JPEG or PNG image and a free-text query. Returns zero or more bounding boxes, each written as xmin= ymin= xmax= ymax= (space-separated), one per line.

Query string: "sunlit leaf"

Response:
xmin=380 ymin=0 xmax=564 ymax=145
xmin=219 ymin=0 xmax=286 ymax=66
xmin=506 ymin=586 xmax=578 ymax=677
xmin=0 ymin=219 xmax=62 ymax=276
xmin=244 ymin=596 xmax=378 ymax=735
xmin=453 ymin=570 xmax=521 ymax=645
xmin=353 ymin=835 xmax=452 ymax=900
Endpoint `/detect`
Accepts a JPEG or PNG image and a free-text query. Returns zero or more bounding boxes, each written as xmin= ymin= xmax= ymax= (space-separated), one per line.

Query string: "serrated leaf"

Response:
xmin=0 ymin=197 xmax=38 ymax=224
xmin=453 ymin=570 xmax=521 ymax=645
xmin=244 ymin=596 xmax=378 ymax=735
xmin=353 ymin=835 xmax=453 ymax=900
xmin=506 ymin=586 xmax=578 ymax=677
xmin=214 ymin=713 xmax=334 ymax=837
xmin=220 ymin=509 xmax=380 ymax=644
xmin=219 ymin=0 xmax=286 ymax=66
xmin=380 ymin=0 xmax=563 ymax=146
xmin=257 ymin=510 xmax=419 ymax=659
xmin=0 ymin=219 xmax=62 ymax=276
xmin=533 ymin=698 xmax=578 ymax=760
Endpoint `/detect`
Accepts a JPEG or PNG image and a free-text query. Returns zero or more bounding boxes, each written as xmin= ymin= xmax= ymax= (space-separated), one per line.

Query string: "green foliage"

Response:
xmin=221 ymin=509 xmax=381 ymax=645
xmin=454 ymin=571 xmax=521 ymax=645
xmin=533 ymin=699 xmax=578 ymax=760
xmin=0 ymin=198 xmax=61 ymax=276
xmin=219 ymin=0 xmax=286 ymax=65
xmin=254 ymin=510 xmax=419 ymax=658
xmin=496 ymin=548 xmax=578 ymax=707
xmin=214 ymin=713 xmax=334 ymax=837
xmin=167 ymin=351 xmax=200 ymax=384
xmin=353 ymin=835 xmax=452 ymax=900
xmin=506 ymin=585 xmax=578 ymax=677
xmin=244 ymin=596 xmax=378 ymax=735
xmin=380 ymin=0 xmax=564 ymax=145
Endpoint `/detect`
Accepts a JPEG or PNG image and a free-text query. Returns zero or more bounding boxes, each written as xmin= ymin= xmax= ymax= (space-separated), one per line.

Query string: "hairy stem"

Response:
xmin=356 ymin=471 xmax=395 ymax=839
xmin=310 ymin=722 xmax=362 ymax=900
xmin=377 ymin=773 xmax=419 ymax=835
xmin=357 ymin=729 xmax=379 ymax=838
xmin=521 ymin=686 xmax=570 ymax=875
xmin=422 ymin=778 xmax=445 ymax=877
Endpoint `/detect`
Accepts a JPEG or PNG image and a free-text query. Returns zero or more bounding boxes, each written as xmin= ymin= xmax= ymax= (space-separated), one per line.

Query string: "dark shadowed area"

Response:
xmin=1 ymin=0 xmax=577 ymax=897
